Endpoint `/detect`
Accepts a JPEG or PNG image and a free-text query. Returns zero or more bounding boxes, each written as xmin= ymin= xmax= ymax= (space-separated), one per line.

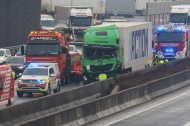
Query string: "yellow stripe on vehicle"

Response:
xmin=41 ymin=76 xmax=48 ymax=80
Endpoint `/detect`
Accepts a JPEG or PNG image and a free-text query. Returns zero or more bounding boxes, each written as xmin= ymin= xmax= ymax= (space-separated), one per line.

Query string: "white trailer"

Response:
xmin=170 ymin=5 xmax=190 ymax=24
xmin=99 ymin=22 xmax=152 ymax=71
xmin=116 ymin=22 xmax=152 ymax=71
xmin=105 ymin=0 xmax=136 ymax=19
xmin=54 ymin=5 xmax=93 ymax=44
xmin=41 ymin=0 xmax=106 ymax=17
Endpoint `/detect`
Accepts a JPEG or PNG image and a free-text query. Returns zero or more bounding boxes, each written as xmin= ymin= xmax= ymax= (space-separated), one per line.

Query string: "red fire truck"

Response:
xmin=22 ymin=29 xmax=80 ymax=85
xmin=0 ymin=63 xmax=14 ymax=109
xmin=155 ymin=24 xmax=190 ymax=60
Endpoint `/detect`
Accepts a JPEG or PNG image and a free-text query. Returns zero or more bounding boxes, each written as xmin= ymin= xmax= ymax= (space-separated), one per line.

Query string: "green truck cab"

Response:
xmin=82 ymin=25 xmax=122 ymax=83
xmin=82 ymin=22 xmax=152 ymax=84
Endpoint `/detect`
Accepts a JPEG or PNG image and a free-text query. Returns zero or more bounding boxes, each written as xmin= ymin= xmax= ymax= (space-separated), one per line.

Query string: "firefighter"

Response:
xmin=153 ymin=53 xmax=159 ymax=65
xmin=74 ymin=58 xmax=82 ymax=85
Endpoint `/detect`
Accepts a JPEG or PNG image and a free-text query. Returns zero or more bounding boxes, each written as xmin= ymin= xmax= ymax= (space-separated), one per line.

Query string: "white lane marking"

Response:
xmin=103 ymin=91 xmax=190 ymax=126
xmin=184 ymin=122 xmax=190 ymax=126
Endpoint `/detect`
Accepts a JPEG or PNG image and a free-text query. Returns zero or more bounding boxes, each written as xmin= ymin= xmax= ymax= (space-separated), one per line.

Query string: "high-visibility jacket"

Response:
xmin=98 ymin=74 xmax=107 ymax=81
xmin=159 ymin=60 xmax=164 ymax=64
xmin=12 ymin=71 xmax=15 ymax=79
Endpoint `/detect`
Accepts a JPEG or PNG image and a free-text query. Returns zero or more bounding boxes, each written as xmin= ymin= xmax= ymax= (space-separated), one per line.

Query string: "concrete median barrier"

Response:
xmin=13 ymin=67 xmax=190 ymax=126
xmin=4 ymin=58 xmax=190 ymax=126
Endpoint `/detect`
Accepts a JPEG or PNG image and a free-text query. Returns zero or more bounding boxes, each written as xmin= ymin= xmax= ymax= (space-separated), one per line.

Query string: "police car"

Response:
xmin=17 ymin=63 xmax=60 ymax=97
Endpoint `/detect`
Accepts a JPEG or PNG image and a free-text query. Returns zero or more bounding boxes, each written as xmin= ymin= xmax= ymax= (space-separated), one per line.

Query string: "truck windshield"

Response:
xmin=41 ymin=20 xmax=55 ymax=27
xmin=70 ymin=16 xmax=92 ymax=26
xmin=188 ymin=16 xmax=190 ymax=25
xmin=26 ymin=43 xmax=59 ymax=56
xmin=23 ymin=68 xmax=48 ymax=76
xmin=170 ymin=13 xmax=187 ymax=23
xmin=157 ymin=32 xmax=182 ymax=42
xmin=84 ymin=47 xmax=117 ymax=59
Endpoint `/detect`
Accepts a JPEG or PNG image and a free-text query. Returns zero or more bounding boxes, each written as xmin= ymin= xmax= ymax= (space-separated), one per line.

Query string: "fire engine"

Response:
xmin=0 ymin=63 xmax=14 ymax=109
xmin=22 ymin=29 xmax=80 ymax=85
xmin=155 ymin=24 xmax=190 ymax=60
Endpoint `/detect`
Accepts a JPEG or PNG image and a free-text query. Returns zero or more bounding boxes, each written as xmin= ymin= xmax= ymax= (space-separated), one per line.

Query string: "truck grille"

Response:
xmin=90 ymin=64 xmax=113 ymax=72
xmin=22 ymin=80 xmax=41 ymax=84
xmin=161 ymin=46 xmax=178 ymax=53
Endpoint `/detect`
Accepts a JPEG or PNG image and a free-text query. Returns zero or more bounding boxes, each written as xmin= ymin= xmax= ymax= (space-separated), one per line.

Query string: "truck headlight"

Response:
xmin=18 ymin=66 xmax=23 ymax=69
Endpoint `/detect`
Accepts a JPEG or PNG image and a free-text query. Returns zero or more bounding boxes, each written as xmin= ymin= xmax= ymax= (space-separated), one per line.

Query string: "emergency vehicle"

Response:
xmin=0 ymin=63 xmax=14 ymax=109
xmin=17 ymin=63 xmax=60 ymax=97
xmin=22 ymin=29 xmax=80 ymax=85
xmin=155 ymin=24 xmax=190 ymax=60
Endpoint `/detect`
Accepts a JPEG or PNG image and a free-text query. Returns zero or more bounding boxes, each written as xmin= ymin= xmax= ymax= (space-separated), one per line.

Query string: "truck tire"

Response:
xmin=54 ymin=82 xmax=60 ymax=93
xmin=44 ymin=84 xmax=51 ymax=96
xmin=17 ymin=91 xmax=23 ymax=97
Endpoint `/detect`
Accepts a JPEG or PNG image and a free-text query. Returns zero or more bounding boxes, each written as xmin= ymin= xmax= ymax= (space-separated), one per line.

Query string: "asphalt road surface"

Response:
xmin=14 ymin=80 xmax=82 ymax=105
xmin=86 ymin=83 xmax=190 ymax=126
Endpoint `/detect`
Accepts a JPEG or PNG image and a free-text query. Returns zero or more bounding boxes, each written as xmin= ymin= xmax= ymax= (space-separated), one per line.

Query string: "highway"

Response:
xmin=86 ymin=83 xmax=190 ymax=126
xmin=14 ymin=80 xmax=81 ymax=105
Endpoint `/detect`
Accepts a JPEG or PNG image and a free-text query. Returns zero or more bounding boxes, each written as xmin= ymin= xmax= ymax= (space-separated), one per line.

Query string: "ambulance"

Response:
xmin=0 ymin=63 xmax=14 ymax=109
xmin=17 ymin=63 xmax=60 ymax=97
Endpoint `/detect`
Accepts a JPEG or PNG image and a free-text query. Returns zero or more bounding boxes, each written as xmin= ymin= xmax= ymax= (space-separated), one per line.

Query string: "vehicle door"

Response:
xmin=0 ymin=76 xmax=3 ymax=107
xmin=49 ymin=68 xmax=56 ymax=89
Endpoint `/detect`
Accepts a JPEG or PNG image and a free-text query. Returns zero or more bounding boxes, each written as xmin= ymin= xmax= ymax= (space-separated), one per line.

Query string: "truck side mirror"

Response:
xmin=62 ymin=47 xmax=67 ymax=54
xmin=21 ymin=45 xmax=25 ymax=55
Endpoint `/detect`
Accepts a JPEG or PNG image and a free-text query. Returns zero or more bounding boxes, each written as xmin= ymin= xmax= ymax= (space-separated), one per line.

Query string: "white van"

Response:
xmin=41 ymin=14 xmax=55 ymax=30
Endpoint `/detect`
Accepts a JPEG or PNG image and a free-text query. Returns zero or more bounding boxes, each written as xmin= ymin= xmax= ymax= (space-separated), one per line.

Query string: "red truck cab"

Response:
xmin=0 ymin=63 xmax=14 ymax=109
xmin=155 ymin=24 xmax=190 ymax=60
xmin=24 ymin=30 xmax=70 ymax=85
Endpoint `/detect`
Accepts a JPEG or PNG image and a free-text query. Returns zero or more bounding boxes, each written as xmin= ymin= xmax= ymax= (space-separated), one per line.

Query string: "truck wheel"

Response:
xmin=17 ymin=91 xmax=23 ymax=97
xmin=44 ymin=84 xmax=51 ymax=96
xmin=54 ymin=83 xmax=60 ymax=93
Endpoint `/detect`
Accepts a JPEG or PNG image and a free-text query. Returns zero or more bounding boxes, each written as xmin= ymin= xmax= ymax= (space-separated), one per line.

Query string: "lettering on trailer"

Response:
xmin=29 ymin=37 xmax=58 ymax=41
xmin=130 ymin=28 xmax=149 ymax=60
xmin=160 ymin=43 xmax=179 ymax=46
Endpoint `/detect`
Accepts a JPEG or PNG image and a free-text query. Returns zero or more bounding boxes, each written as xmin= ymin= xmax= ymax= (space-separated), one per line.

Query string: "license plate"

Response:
xmin=27 ymin=84 xmax=35 ymax=87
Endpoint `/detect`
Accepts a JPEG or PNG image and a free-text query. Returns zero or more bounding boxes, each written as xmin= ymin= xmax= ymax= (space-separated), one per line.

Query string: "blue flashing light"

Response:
xmin=37 ymin=79 xmax=41 ymax=82
xmin=166 ymin=49 xmax=169 ymax=52
xmin=158 ymin=27 xmax=163 ymax=31
xmin=28 ymin=64 xmax=38 ymax=67
xmin=170 ymin=49 xmax=173 ymax=52
xmin=176 ymin=27 xmax=182 ymax=31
